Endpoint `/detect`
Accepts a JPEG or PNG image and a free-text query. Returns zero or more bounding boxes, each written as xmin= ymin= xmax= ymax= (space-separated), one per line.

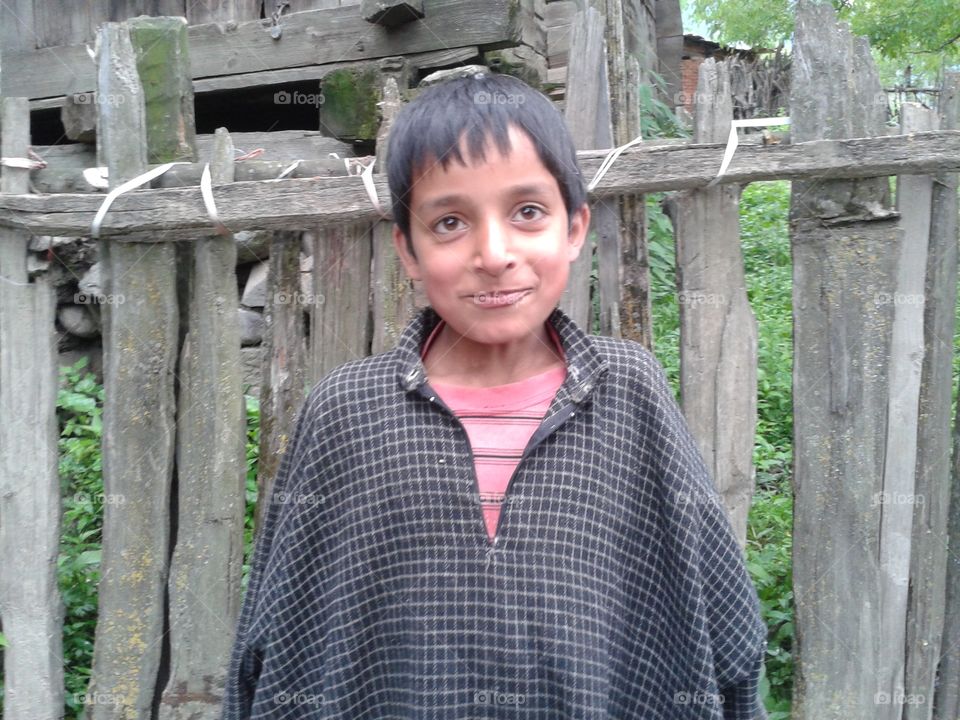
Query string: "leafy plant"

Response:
xmin=56 ymin=357 xmax=106 ymax=717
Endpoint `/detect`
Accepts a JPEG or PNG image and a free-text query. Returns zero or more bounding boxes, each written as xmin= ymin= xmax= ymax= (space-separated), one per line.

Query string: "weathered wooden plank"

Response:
xmin=159 ymin=128 xmax=246 ymax=720
xmin=87 ymin=20 xmax=179 ymax=720
xmin=26 ymin=46 xmax=478 ymax=108
xmin=875 ymin=101 xmax=935 ymax=718
xmin=0 ymin=0 xmax=34 ymax=54
xmin=127 ymin=16 xmax=197 ymax=164
xmin=563 ymin=5 xmax=612 ymax=331
xmin=790 ymin=2 xmax=900 ymax=717
xmin=929 ymin=72 xmax=960 ymax=720
xmin=5 ymin=0 xmax=527 ymax=100
xmin=590 ymin=0 xmax=652 ymax=348
xmin=0 ymin=97 xmax=63 ymax=720
xmin=8 ymin=131 xmax=960 ymax=239
xmin=309 ymin=220 xmax=372 ymax=383
xmin=254 ymin=230 xmax=308 ymax=537
xmin=371 ymin=67 xmax=420 ymax=354
xmin=663 ymin=58 xmax=757 ymax=548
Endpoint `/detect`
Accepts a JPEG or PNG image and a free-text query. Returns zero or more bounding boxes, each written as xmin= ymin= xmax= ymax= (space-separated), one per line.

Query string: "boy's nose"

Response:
xmin=475 ymin=219 xmax=515 ymax=272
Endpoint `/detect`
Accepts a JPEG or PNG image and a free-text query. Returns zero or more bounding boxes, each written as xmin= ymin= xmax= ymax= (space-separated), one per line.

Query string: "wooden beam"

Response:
xmin=789 ymin=2 xmax=900 ymax=717
xmin=27 ymin=47 xmax=480 ymax=110
xmin=3 ymin=131 xmax=960 ymax=240
xmin=159 ymin=127 xmax=246 ymax=717
xmin=663 ymin=58 xmax=758 ymax=549
xmin=562 ymin=5 xmax=612 ymax=331
xmin=928 ymin=72 xmax=960 ymax=720
xmin=254 ymin=229 xmax=308 ymax=538
xmin=6 ymin=1 xmax=526 ymax=100
xmin=0 ymin=96 xmax=64 ymax=720
xmin=88 ymin=20 xmax=180 ymax=720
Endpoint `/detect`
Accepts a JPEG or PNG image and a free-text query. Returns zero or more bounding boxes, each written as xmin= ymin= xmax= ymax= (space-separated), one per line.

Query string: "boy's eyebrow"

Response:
xmin=417 ymin=182 xmax=556 ymax=214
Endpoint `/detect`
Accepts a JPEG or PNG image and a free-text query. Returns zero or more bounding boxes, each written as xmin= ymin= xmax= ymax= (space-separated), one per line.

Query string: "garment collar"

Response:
xmin=396 ymin=305 xmax=608 ymax=404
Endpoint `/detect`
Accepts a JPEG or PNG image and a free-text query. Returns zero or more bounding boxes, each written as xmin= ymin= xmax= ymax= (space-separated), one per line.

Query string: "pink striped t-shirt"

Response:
xmin=421 ymin=319 xmax=567 ymax=541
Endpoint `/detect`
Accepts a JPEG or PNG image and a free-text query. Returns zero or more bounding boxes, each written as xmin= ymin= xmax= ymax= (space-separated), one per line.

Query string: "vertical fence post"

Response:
xmin=89 ymin=19 xmax=180 ymax=719
xmin=159 ymin=126 xmax=246 ymax=719
xmin=309 ymin=217 xmax=372 ymax=384
xmin=372 ymin=59 xmax=421 ymax=354
xmin=901 ymin=98 xmax=952 ymax=720
xmin=876 ymin=100 xmax=936 ymax=718
xmin=0 ymin=97 xmax=64 ymax=720
xmin=590 ymin=0 xmax=652 ymax=346
xmin=789 ymin=1 xmax=901 ymax=717
xmin=932 ymin=71 xmax=960 ymax=720
xmin=563 ymin=5 xmax=617 ymax=333
xmin=662 ymin=58 xmax=758 ymax=547
xmin=254 ymin=230 xmax=307 ymax=538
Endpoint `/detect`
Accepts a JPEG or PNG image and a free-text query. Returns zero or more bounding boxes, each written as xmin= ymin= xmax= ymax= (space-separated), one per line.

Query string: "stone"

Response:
xmin=58 ymin=304 xmax=100 ymax=338
xmin=61 ymin=94 xmax=98 ymax=143
xmin=419 ymin=65 xmax=489 ymax=88
xmin=241 ymin=260 xmax=269 ymax=308
xmin=361 ymin=0 xmax=425 ymax=27
xmin=240 ymin=346 xmax=263 ymax=398
xmin=238 ymin=307 xmax=265 ymax=346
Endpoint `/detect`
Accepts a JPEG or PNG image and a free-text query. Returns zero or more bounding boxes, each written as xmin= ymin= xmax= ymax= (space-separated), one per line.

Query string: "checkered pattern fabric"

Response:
xmin=222 ymin=304 xmax=768 ymax=719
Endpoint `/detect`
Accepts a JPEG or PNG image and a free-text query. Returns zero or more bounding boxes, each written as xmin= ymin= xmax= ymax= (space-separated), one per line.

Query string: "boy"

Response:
xmin=222 ymin=72 xmax=767 ymax=719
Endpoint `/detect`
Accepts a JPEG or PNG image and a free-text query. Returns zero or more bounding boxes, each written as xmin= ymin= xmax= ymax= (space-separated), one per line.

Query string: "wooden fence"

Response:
xmin=1 ymin=1 xmax=960 ymax=718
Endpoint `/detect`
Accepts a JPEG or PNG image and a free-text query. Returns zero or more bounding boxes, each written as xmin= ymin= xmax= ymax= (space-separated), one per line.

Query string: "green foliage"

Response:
xmin=56 ymin=358 xmax=106 ymax=717
xmin=639 ymin=71 xmax=692 ymax=140
xmin=683 ymin=0 xmax=960 ymax=81
xmin=242 ymin=392 xmax=261 ymax=592
xmin=650 ymin=181 xmax=795 ymax=713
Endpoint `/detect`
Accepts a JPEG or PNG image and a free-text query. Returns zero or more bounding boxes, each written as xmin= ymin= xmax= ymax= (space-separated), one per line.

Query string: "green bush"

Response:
xmin=57 ymin=357 xmax=106 ymax=717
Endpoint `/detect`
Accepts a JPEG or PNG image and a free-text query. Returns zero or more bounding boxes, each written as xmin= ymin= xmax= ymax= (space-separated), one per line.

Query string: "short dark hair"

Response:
xmin=386 ymin=72 xmax=588 ymax=257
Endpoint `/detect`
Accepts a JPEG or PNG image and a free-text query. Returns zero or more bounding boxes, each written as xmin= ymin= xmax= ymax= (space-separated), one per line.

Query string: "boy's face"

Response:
xmin=392 ymin=124 xmax=590 ymax=351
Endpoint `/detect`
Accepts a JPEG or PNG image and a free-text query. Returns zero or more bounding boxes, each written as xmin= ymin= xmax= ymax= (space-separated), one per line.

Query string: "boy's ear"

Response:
xmin=392 ymin=224 xmax=422 ymax=281
xmin=566 ymin=203 xmax=591 ymax=262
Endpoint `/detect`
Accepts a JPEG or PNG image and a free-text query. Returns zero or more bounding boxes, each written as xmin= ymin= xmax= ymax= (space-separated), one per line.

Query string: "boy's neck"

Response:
xmin=423 ymin=320 xmax=564 ymax=388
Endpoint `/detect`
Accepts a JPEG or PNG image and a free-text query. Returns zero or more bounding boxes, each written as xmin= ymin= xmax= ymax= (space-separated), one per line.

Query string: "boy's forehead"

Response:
xmin=410 ymin=125 xmax=547 ymax=186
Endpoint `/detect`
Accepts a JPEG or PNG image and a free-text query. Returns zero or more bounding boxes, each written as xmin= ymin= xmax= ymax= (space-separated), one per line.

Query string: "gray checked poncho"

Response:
xmin=222 ymin=304 xmax=768 ymax=719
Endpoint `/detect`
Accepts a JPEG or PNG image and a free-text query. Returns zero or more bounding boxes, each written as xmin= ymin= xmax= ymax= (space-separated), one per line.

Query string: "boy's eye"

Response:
xmin=515 ymin=205 xmax=546 ymax=222
xmin=433 ymin=216 xmax=466 ymax=235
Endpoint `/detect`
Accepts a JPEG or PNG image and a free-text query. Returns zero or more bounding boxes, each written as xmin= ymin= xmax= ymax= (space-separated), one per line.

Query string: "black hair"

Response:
xmin=386 ymin=72 xmax=587 ymax=258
